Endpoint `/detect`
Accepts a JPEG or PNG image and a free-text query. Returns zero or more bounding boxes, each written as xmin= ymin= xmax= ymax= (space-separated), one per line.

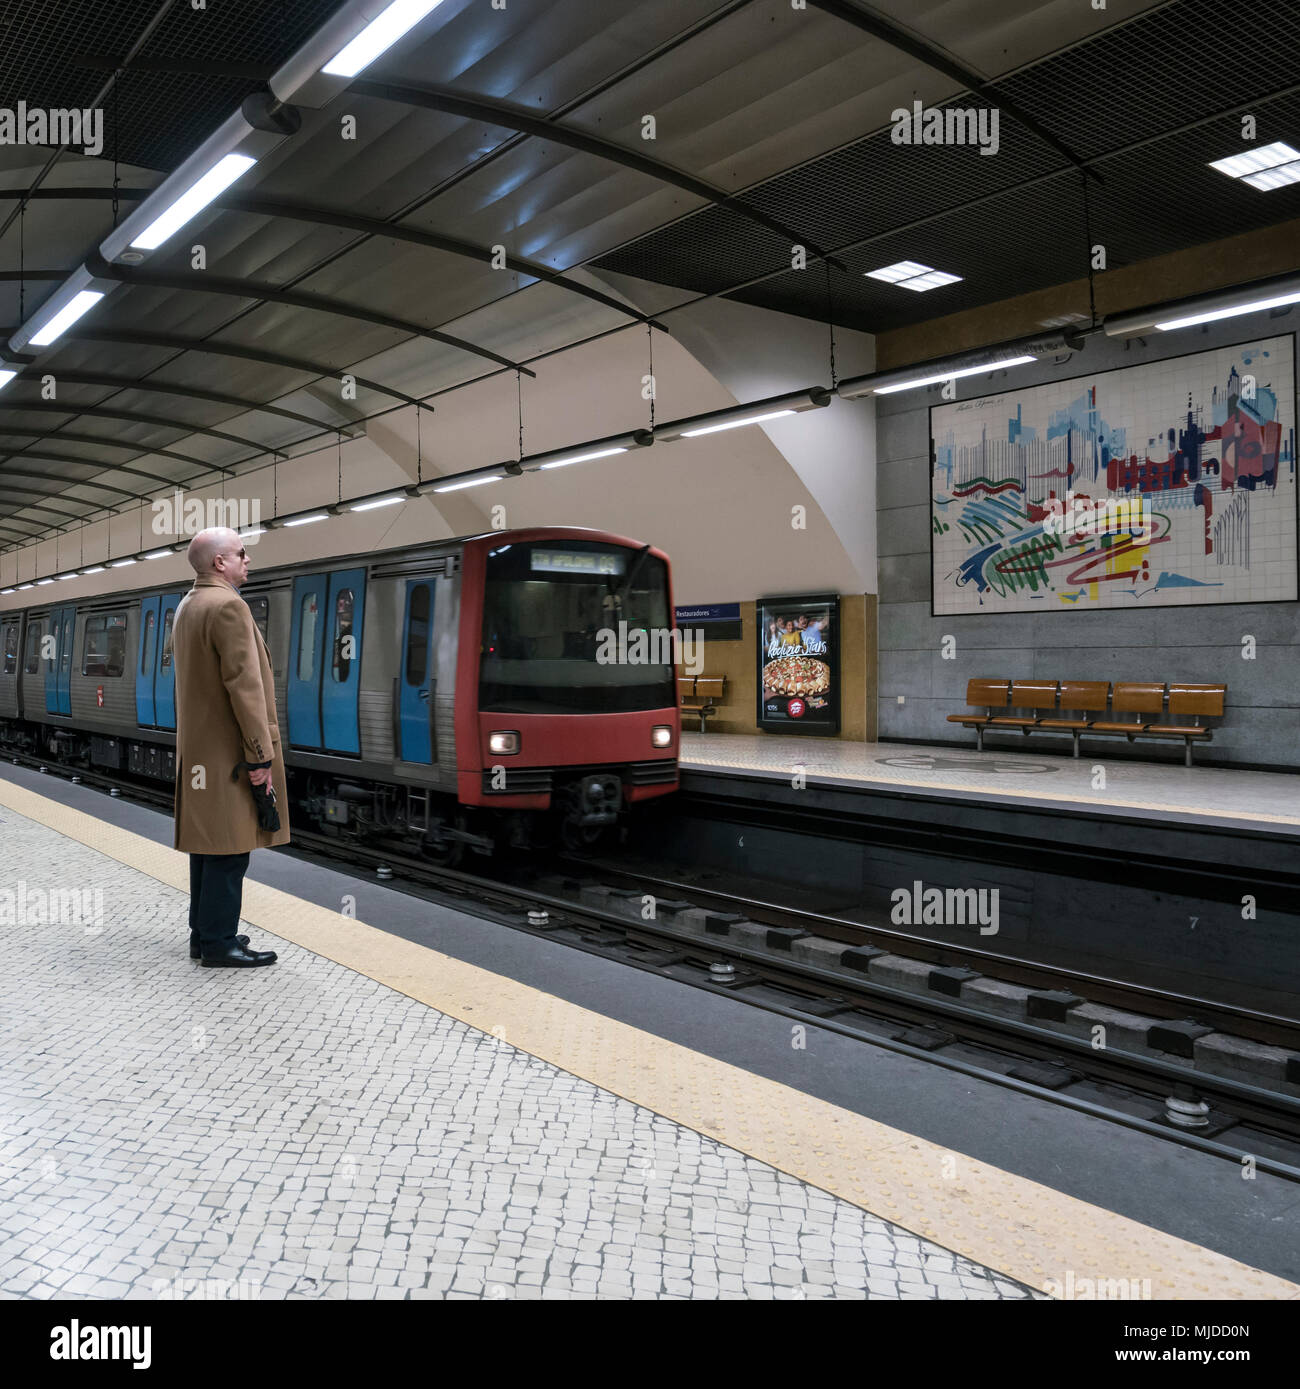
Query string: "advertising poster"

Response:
xmin=756 ymin=594 xmax=840 ymax=733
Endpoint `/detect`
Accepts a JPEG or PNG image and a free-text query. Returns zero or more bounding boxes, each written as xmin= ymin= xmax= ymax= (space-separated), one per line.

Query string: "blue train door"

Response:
xmin=289 ymin=569 xmax=365 ymax=755
xmin=154 ymin=594 xmax=181 ymax=729
xmin=288 ymin=574 xmax=328 ymax=749
xmin=45 ymin=605 xmax=74 ymax=715
xmin=321 ymin=569 xmax=365 ymax=755
xmin=137 ymin=597 xmax=160 ymax=726
xmin=399 ymin=580 xmax=436 ymax=763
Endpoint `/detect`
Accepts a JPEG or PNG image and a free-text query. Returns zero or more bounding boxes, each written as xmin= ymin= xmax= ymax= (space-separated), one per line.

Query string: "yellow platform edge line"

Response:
xmin=2 ymin=775 xmax=1295 ymax=1302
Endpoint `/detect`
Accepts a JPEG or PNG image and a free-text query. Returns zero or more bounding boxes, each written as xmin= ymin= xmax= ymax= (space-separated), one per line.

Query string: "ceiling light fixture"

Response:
xmin=866 ymin=260 xmax=963 ymax=292
xmin=654 ymin=390 xmax=831 ymax=442
xmin=129 ymin=154 xmax=257 ymax=251
xmin=873 ymin=355 xmax=1036 ymax=394
xmin=1209 ymin=141 xmax=1300 ymax=190
xmin=427 ymin=470 xmax=507 ymax=494
xmin=18 ymin=583 xmax=34 ymax=590
xmin=80 ymin=566 xmax=105 ymax=575
xmin=348 ymin=494 xmax=405 ymax=511
xmin=519 ymin=430 xmax=654 ymax=471
xmin=1104 ymin=273 xmax=1300 ymax=336
xmin=539 ymin=447 xmax=627 ymax=470
xmin=36 ymin=577 xmax=54 ymax=585
xmin=143 ymin=548 xmax=174 ymax=560
xmin=28 ymin=288 xmax=105 ymax=347
xmin=837 ymin=334 xmax=1075 ymax=400
xmin=322 ymin=0 xmax=447 ymax=78
xmin=284 ymin=512 xmax=330 ymax=527
xmin=109 ymin=558 xmax=137 ymax=568
xmin=0 ymin=368 xmax=17 ymax=391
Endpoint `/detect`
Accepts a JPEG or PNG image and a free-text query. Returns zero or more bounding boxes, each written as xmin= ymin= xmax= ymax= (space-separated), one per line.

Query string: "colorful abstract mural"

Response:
xmin=930 ymin=336 xmax=1297 ymax=614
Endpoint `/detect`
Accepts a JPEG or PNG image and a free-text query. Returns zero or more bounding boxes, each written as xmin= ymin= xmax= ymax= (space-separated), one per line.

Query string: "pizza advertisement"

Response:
xmin=755 ymin=593 xmax=840 ymax=734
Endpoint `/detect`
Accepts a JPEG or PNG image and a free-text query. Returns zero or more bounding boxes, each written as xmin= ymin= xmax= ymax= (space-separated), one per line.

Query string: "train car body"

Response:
xmin=0 ymin=527 xmax=680 ymax=857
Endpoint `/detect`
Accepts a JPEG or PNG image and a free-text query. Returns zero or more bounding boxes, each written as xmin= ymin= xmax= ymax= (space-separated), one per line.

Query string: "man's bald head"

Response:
xmin=188 ymin=527 xmax=240 ymax=575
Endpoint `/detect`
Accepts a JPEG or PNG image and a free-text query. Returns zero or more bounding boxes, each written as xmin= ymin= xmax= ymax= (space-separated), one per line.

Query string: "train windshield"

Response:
xmin=480 ymin=540 xmax=674 ymax=714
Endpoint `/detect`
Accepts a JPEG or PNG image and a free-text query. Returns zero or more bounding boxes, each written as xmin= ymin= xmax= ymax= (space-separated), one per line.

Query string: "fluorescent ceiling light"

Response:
xmin=431 ymin=473 xmax=503 ymax=493
xmin=18 ymin=583 xmax=34 ymax=590
xmin=238 ymin=527 xmax=266 ymax=538
xmin=130 ymin=154 xmax=257 ymax=251
xmin=30 ymin=290 xmax=104 ymax=346
xmin=0 ymin=369 xmax=16 ymax=390
xmin=1155 ymin=290 xmax=1300 ymax=331
xmin=538 ymin=447 xmax=627 ymax=469
xmin=322 ymin=0 xmax=446 ymax=77
xmin=866 ymin=260 xmax=931 ymax=283
xmin=874 ymin=355 xmax=1037 ymax=395
xmin=866 ymin=260 xmax=962 ymax=291
xmin=349 ymin=494 xmax=404 ymax=511
xmin=109 ymin=558 xmax=137 ymax=568
xmin=57 ymin=573 xmax=78 ymax=581
xmin=36 ymin=577 xmax=54 ymax=585
xmin=1242 ymin=163 xmax=1300 ymax=191
xmin=682 ymin=410 xmax=795 ymax=438
xmin=285 ymin=512 xmax=329 ymax=527
xmin=81 ymin=566 xmax=105 ymax=575
xmin=143 ymin=548 xmax=173 ymax=560
xmin=900 ymin=269 xmax=962 ymax=292
xmin=1 ymin=587 xmax=14 ymax=595
xmin=1209 ymin=141 xmax=1300 ymax=181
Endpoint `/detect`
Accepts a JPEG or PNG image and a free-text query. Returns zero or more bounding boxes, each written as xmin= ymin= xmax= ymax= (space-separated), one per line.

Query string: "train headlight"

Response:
xmin=488 ymin=731 xmax=520 ymax=755
xmin=651 ymin=725 xmax=673 ymax=748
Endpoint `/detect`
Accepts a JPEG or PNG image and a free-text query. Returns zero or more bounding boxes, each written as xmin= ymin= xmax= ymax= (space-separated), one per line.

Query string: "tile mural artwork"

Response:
xmin=930 ymin=335 xmax=1297 ymax=615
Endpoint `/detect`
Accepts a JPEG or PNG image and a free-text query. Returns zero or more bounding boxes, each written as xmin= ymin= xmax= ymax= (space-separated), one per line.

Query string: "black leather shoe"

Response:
xmin=190 ymin=934 xmax=249 ymax=959
xmin=200 ymin=946 xmax=277 ymax=968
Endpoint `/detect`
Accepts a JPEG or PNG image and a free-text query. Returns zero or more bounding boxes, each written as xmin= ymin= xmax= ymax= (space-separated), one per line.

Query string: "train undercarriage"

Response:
xmin=0 ymin=717 xmax=633 ymax=863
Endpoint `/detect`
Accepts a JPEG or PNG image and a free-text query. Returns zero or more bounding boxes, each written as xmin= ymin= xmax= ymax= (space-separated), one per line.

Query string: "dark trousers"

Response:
xmin=188 ymin=852 xmax=250 ymax=955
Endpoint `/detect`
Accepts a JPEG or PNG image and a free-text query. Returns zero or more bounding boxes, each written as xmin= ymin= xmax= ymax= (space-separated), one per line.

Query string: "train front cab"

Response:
xmin=454 ymin=530 xmax=680 ymax=837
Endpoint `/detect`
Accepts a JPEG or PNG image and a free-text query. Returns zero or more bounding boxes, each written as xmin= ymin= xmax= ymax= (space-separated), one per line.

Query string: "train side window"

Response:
xmin=297 ymin=592 xmax=318 ymax=681
xmin=23 ymin=621 xmax=44 ymax=675
xmin=331 ymin=588 xmax=354 ymax=683
xmin=405 ymin=584 xmax=430 ymax=686
xmin=82 ymin=612 xmax=128 ymax=678
xmin=160 ymin=610 xmax=174 ymax=668
xmin=2 ymin=623 xmax=16 ymax=675
xmin=245 ymin=596 xmax=270 ymax=644
xmin=141 ymin=610 xmax=156 ymax=675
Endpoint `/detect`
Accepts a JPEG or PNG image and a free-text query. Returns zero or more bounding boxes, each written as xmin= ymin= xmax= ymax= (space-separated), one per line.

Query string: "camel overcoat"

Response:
xmin=172 ymin=575 xmax=291 ymax=855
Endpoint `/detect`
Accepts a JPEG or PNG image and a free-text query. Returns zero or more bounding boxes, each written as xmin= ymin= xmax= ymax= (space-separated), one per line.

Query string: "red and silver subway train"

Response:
xmin=0 ymin=527 xmax=680 ymax=858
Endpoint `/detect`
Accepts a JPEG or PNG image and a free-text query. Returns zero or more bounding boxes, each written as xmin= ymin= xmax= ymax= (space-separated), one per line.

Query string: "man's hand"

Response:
xmin=248 ymin=767 xmax=272 ymax=788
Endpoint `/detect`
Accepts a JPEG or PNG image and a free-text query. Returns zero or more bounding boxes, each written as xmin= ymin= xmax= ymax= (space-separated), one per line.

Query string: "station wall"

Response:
xmin=875 ymin=308 xmax=1300 ymax=768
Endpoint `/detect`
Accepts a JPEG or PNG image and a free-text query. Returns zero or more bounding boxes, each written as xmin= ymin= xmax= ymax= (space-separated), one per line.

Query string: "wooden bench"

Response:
xmin=680 ymin=676 xmax=727 ymax=732
xmin=949 ymin=678 xmax=1226 ymax=765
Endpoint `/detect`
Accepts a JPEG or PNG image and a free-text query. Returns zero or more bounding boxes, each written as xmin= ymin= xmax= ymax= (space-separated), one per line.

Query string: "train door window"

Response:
xmin=405 ymin=584 xmax=430 ymax=686
xmin=330 ymin=589 xmax=354 ymax=682
xmin=246 ymin=595 xmax=270 ymax=644
xmin=2 ymin=623 xmax=16 ymax=675
xmin=24 ymin=621 xmax=43 ymax=674
xmin=141 ymin=609 xmax=156 ymax=676
xmin=160 ymin=609 xmax=174 ymax=668
xmin=82 ymin=612 xmax=128 ymax=677
xmin=298 ymin=592 xmax=318 ymax=681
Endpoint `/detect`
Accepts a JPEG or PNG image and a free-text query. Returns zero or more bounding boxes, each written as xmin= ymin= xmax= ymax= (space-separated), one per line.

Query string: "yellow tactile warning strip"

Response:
xmin=3 ymin=775 xmax=1296 ymax=1301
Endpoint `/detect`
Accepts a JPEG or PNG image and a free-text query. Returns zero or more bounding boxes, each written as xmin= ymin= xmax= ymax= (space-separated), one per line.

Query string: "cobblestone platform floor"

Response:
xmin=0 ymin=806 xmax=1035 ymax=1301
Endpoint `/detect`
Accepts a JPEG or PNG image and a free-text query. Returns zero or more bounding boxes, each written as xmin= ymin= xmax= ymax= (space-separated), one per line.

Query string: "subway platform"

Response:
xmin=1 ymin=767 xmax=1296 ymax=1303
xmin=680 ymin=733 xmax=1300 ymax=833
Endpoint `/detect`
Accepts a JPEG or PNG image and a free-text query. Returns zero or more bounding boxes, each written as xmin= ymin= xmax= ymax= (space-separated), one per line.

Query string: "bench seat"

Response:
xmin=951 ymin=678 xmax=1225 ymax=765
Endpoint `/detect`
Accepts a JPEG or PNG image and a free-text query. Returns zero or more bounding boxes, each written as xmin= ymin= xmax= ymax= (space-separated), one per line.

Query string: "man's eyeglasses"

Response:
xmin=220 ymin=548 xmax=247 ymax=561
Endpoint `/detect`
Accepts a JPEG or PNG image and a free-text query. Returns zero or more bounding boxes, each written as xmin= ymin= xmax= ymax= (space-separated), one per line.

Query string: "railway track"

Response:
xmin=9 ymin=747 xmax=1300 ymax=1182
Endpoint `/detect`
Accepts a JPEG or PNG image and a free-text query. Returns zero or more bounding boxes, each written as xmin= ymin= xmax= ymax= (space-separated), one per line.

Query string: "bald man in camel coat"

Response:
xmin=172 ymin=526 xmax=290 ymax=967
